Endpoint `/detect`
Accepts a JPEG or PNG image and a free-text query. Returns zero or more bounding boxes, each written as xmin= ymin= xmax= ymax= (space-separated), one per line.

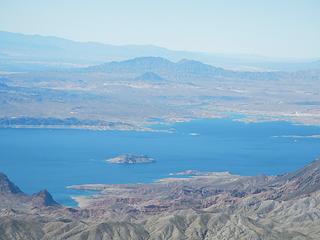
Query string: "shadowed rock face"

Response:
xmin=134 ymin=72 xmax=166 ymax=83
xmin=0 ymin=173 xmax=60 ymax=210
xmin=32 ymin=189 xmax=59 ymax=207
xmin=0 ymin=173 xmax=23 ymax=194
xmin=1 ymin=158 xmax=320 ymax=239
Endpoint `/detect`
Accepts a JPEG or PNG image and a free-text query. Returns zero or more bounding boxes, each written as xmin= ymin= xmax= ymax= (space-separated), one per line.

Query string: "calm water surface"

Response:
xmin=1 ymin=118 xmax=320 ymax=205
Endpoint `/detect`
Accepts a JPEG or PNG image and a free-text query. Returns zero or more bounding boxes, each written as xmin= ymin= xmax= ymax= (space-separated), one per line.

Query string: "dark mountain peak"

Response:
xmin=85 ymin=56 xmax=229 ymax=77
xmin=86 ymin=56 xmax=174 ymax=72
xmin=32 ymin=189 xmax=59 ymax=207
xmin=80 ymin=56 xmax=279 ymax=80
xmin=134 ymin=72 xmax=166 ymax=82
xmin=0 ymin=173 xmax=23 ymax=194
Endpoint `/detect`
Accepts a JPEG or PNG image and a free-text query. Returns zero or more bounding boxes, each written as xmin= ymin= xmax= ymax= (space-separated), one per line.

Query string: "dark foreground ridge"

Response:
xmin=1 ymin=158 xmax=320 ymax=239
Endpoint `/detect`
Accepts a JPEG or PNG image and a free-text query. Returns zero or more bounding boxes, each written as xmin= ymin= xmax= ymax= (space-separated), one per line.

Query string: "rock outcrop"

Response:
xmin=106 ymin=154 xmax=155 ymax=164
xmin=0 ymin=173 xmax=23 ymax=194
xmin=31 ymin=189 xmax=60 ymax=207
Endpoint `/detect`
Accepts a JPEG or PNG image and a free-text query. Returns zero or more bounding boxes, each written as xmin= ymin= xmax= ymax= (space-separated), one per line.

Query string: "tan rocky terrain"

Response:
xmin=1 ymin=159 xmax=320 ymax=239
xmin=1 ymin=55 xmax=320 ymax=130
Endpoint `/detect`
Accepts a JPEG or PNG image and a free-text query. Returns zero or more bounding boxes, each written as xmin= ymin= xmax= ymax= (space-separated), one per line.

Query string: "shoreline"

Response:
xmin=66 ymin=171 xmax=250 ymax=208
xmin=0 ymin=124 xmax=172 ymax=133
xmin=1 ymin=114 xmax=320 ymax=132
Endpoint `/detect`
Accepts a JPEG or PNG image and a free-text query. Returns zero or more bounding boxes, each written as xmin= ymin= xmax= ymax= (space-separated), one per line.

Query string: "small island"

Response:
xmin=106 ymin=154 xmax=155 ymax=164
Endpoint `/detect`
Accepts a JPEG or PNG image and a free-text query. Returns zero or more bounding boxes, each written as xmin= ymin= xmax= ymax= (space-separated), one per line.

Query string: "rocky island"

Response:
xmin=106 ymin=154 xmax=155 ymax=164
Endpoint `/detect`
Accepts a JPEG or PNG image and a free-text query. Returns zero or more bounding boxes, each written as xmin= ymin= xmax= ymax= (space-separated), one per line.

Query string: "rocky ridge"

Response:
xmin=1 ymin=158 xmax=320 ymax=239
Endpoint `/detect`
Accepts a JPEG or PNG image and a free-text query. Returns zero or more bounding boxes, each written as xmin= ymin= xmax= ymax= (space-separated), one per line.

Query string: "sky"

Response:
xmin=0 ymin=0 xmax=319 ymax=59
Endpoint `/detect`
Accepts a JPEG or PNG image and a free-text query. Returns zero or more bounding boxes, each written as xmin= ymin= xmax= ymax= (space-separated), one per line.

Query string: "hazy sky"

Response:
xmin=0 ymin=0 xmax=319 ymax=59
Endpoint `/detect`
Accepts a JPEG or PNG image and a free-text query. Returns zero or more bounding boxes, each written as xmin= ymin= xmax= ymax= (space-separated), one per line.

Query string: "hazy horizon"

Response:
xmin=1 ymin=0 xmax=319 ymax=59
xmin=1 ymin=30 xmax=319 ymax=63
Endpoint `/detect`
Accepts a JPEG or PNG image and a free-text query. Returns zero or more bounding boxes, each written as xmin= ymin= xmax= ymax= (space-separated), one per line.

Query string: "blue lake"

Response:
xmin=1 ymin=118 xmax=320 ymax=206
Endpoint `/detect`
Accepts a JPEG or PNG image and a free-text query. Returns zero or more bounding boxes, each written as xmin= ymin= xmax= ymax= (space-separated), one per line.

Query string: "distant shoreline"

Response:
xmin=1 ymin=115 xmax=320 ymax=132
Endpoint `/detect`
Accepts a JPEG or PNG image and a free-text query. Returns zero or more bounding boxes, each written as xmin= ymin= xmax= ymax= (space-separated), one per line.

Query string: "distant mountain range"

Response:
xmin=85 ymin=57 xmax=226 ymax=75
xmin=1 ymin=31 xmax=319 ymax=72
xmin=83 ymin=56 xmax=280 ymax=81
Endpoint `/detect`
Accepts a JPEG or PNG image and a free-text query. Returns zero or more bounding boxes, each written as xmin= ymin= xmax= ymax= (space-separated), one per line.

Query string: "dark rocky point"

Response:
xmin=0 ymin=173 xmax=23 ymax=194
